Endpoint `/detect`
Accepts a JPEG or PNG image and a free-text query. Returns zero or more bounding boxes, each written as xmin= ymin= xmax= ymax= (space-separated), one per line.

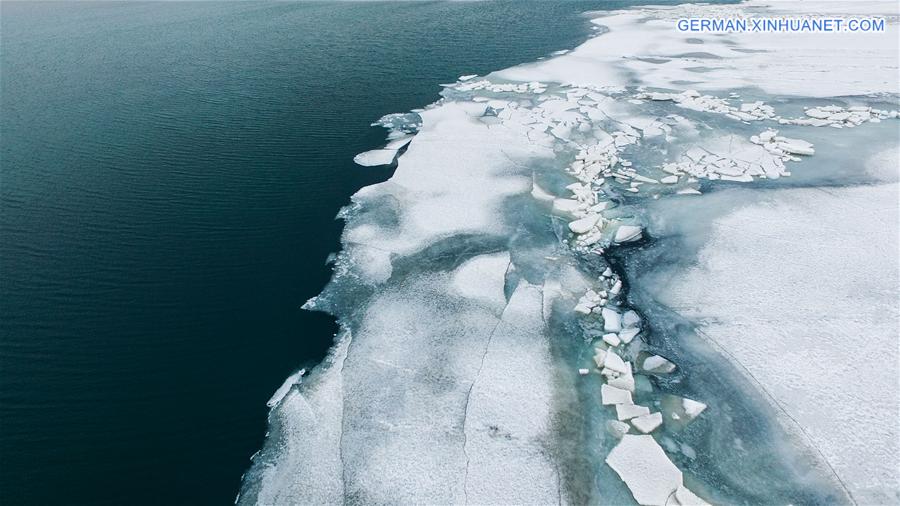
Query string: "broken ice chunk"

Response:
xmin=614 ymin=225 xmax=643 ymax=243
xmin=660 ymin=395 xmax=707 ymax=430
xmin=603 ymin=333 xmax=622 ymax=347
xmin=603 ymin=349 xmax=629 ymax=374
xmin=353 ymin=149 xmax=398 ymax=166
xmin=568 ymin=214 xmax=601 ymax=234
xmin=601 ymin=384 xmax=633 ymax=405
xmin=607 ymin=370 xmax=635 ymax=393
xmin=618 ymin=328 xmax=640 ymax=344
xmin=630 ymin=412 xmax=663 ymax=434
xmin=683 ymin=398 xmax=707 ymax=418
xmin=776 ymin=137 xmax=815 ymax=156
xmin=553 ymin=198 xmax=581 ymax=216
xmin=758 ymin=129 xmax=777 ymax=142
xmin=593 ymin=348 xmax=607 ymax=368
xmin=622 ymin=310 xmax=641 ymax=328
xmin=643 ymin=355 xmax=676 ymax=374
xmin=602 ymin=308 xmax=622 ymax=332
xmin=616 ymin=403 xmax=650 ymax=421
xmin=606 ymin=435 xmax=683 ymax=506
xmin=609 ymin=280 xmax=622 ymax=296
xmin=805 ymin=108 xmax=831 ymax=119
xmin=574 ymin=302 xmax=595 ymax=315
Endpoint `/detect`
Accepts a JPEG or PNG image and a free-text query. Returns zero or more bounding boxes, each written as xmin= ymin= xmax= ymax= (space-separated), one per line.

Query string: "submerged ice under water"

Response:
xmin=239 ymin=2 xmax=899 ymax=504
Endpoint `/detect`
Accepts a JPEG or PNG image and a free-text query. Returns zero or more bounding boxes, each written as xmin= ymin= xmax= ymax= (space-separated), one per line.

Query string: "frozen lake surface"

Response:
xmin=648 ymin=179 xmax=899 ymax=504
xmin=240 ymin=1 xmax=899 ymax=504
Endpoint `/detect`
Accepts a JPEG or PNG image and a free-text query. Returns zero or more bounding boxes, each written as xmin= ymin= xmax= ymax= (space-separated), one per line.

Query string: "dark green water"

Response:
xmin=0 ymin=1 xmax=611 ymax=503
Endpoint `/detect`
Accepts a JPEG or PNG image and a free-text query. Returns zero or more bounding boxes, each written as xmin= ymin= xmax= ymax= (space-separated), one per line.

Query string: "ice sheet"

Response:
xmin=653 ymin=182 xmax=900 ymax=504
xmin=463 ymin=281 xmax=560 ymax=504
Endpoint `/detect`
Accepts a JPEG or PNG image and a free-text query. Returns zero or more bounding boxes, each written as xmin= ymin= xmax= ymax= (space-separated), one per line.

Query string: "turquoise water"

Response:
xmin=0 ymin=1 xmax=619 ymax=503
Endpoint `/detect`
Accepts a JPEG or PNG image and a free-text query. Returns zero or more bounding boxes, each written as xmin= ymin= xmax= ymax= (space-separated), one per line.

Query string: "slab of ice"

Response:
xmin=614 ymin=225 xmax=643 ymax=243
xmin=621 ymin=310 xmax=640 ymax=329
xmin=602 ymin=308 xmax=622 ymax=333
xmin=607 ymin=372 xmax=635 ymax=394
xmin=353 ymin=148 xmax=397 ymax=166
xmin=602 ymin=332 xmax=621 ymax=347
xmin=603 ymin=349 xmax=629 ymax=374
xmin=630 ymin=412 xmax=663 ymax=434
xmin=776 ymin=138 xmax=815 ymax=156
xmin=616 ymin=403 xmax=651 ymax=421
xmin=618 ymin=328 xmax=640 ymax=344
xmin=593 ymin=348 xmax=608 ymax=369
xmin=643 ymin=355 xmax=676 ymax=374
xmin=606 ymin=435 xmax=683 ymax=506
xmin=682 ymin=398 xmax=707 ymax=419
xmin=661 ymin=395 xmax=707 ymax=430
xmin=569 ymin=214 xmax=601 ymax=234
xmin=602 ymin=384 xmax=633 ymax=405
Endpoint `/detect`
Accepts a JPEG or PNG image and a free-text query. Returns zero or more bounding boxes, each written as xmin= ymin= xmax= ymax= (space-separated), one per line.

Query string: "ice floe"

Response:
xmin=616 ymin=403 xmax=651 ymax=421
xmin=601 ymin=384 xmax=633 ymax=405
xmin=353 ymin=148 xmax=398 ymax=167
xmin=630 ymin=412 xmax=663 ymax=434
xmin=642 ymin=355 xmax=676 ymax=374
xmin=606 ymin=435 xmax=684 ymax=506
